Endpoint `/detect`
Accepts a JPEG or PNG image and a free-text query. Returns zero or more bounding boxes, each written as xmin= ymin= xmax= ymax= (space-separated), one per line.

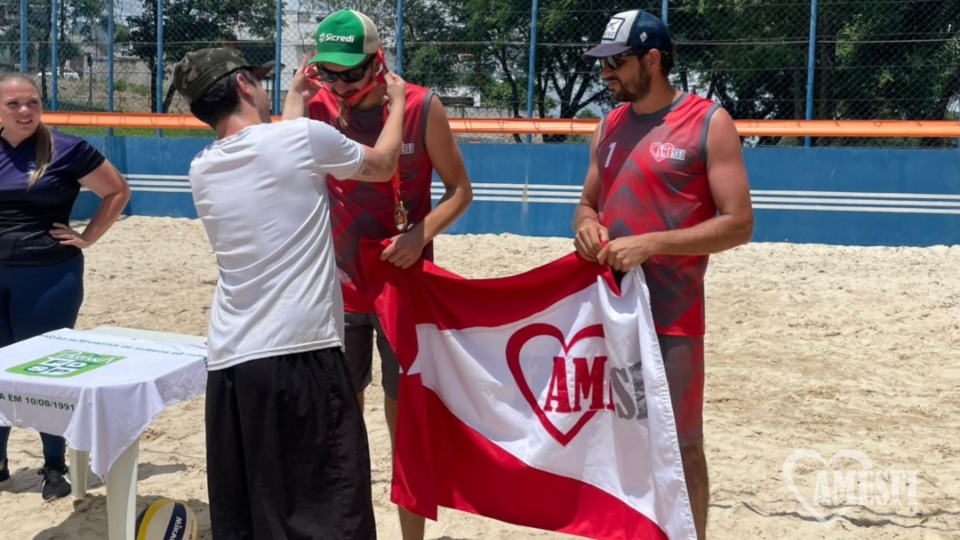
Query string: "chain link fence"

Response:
xmin=1 ymin=0 xmax=958 ymax=146
xmin=394 ymin=0 xmax=659 ymax=143
xmin=810 ymin=0 xmax=960 ymax=146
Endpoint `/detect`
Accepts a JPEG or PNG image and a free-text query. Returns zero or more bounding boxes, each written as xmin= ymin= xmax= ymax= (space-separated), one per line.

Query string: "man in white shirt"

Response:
xmin=172 ymin=47 xmax=407 ymax=540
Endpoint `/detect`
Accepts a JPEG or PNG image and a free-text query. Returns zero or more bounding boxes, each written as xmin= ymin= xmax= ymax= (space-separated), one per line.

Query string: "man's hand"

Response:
xmin=380 ymin=230 xmax=424 ymax=269
xmin=384 ymin=72 xmax=407 ymax=108
xmin=291 ymin=54 xmax=322 ymax=101
xmin=597 ymin=234 xmax=661 ymax=272
xmin=574 ymin=219 xmax=609 ymax=262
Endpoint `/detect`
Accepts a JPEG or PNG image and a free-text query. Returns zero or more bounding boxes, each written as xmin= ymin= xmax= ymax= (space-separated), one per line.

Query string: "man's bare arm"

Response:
xmin=573 ymin=124 xmax=603 ymax=231
xmin=643 ymin=107 xmax=753 ymax=255
xmin=413 ymin=95 xmax=473 ymax=242
xmin=573 ymin=124 xmax=610 ymax=261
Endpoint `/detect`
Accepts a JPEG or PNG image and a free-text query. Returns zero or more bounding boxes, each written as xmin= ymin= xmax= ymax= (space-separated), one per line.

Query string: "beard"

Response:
xmin=607 ymin=65 xmax=652 ymax=102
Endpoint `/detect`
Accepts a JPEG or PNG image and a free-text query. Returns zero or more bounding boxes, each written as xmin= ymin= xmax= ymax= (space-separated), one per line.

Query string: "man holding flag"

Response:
xmin=293 ymin=9 xmax=474 ymax=540
xmin=575 ymin=10 xmax=754 ymax=539
xmin=342 ymin=10 xmax=745 ymax=538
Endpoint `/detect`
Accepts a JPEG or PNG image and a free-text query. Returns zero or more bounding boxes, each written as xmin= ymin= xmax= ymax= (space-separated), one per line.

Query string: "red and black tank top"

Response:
xmin=308 ymin=83 xmax=435 ymax=313
xmin=596 ymin=92 xmax=720 ymax=336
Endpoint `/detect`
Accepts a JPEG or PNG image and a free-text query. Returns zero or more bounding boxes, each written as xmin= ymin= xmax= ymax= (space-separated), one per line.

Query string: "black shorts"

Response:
xmin=343 ymin=312 xmax=401 ymax=401
xmin=205 ymin=347 xmax=376 ymax=540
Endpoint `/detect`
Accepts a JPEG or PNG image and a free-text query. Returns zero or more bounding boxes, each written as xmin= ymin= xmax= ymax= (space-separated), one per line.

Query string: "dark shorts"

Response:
xmin=659 ymin=335 xmax=705 ymax=448
xmin=205 ymin=348 xmax=376 ymax=540
xmin=343 ymin=312 xmax=401 ymax=401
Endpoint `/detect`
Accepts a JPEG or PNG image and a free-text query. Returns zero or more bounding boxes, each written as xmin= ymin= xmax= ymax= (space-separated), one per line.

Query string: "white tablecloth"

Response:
xmin=0 ymin=328 xmax=207 ymax=479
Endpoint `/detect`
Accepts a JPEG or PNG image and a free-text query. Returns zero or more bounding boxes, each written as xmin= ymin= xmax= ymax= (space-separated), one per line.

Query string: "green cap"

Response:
xmin=310 ymin=9 xmax=381 ymax=67
xmin=173 ymin=47 xmax=274 ymax=105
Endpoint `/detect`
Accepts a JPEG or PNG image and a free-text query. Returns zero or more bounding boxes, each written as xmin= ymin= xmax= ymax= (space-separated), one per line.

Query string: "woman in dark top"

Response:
xmin=0 ymin=73 xmax=130 ymax=500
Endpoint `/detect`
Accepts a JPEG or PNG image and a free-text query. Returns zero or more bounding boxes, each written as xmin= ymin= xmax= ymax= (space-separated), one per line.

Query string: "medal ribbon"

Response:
xmin=322 ymin=50 xmax=408 ymax=232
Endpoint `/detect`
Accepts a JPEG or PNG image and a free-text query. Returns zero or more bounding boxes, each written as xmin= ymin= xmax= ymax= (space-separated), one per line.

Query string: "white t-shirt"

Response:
xmin=188 ymin=117 xmax=364 ymax=370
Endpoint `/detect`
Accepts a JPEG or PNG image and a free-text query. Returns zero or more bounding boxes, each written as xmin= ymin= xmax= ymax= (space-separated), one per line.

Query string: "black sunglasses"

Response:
xmin=315 ymin=55 xmax=375 ymax=84
xmin=601 ymin=49 xmax=649 ymax=70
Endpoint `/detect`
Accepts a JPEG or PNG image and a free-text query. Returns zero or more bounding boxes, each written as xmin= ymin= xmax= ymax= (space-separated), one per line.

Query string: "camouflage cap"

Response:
xmin=173 ymin=47 xmax=274 ymax=105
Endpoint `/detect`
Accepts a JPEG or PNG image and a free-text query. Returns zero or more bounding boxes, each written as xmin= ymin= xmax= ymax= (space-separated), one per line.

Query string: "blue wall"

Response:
xmin=73 ymin=137 xmax=960 ymax=247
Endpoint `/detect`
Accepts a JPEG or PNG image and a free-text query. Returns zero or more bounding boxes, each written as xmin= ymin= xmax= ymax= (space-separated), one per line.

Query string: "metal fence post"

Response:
xmin=51 ymin=0 xmax=58 ymax=110
xmin=274 ymin=0 xmax=282 ymax=115
xmin=396 ymin=0 xmax=404 ymax=75
xmin=19 ymin=0 xmax=26 ymax=73
xmin=156 ymin=0 xmax=164 ymax=136
xmin=804 ymin=0 xmax=818 ymax=148
xmin=108 ymin=0 xmax=114 ymax=136
xmin=107 ymin=6 xmax=114 ymax=100
xmin=525 ymin=0 xmax=539 ymax=144
xmin=661 ymin=0 xmax=668 ymax=25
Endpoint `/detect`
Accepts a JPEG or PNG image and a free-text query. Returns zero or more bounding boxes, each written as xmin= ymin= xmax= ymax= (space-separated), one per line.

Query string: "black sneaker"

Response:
xmin=0 ymin=459 xmax=10 ymax=489
xmin=38 ymin=465 xmax=71 ymax=501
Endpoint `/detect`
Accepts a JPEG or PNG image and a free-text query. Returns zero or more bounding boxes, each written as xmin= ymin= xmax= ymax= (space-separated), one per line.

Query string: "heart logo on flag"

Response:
xmin=505 ymin=323 xmax=605 ymax=446
xmin=782 ymin=448 xmax=873 ymax=527
xmin=649 ymin=142 xmax=674 ymax=162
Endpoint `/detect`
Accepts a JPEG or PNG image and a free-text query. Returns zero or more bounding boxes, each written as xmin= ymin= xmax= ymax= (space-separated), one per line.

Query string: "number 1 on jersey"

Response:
xmin=604 ymin=142 xmax=617 ymax=168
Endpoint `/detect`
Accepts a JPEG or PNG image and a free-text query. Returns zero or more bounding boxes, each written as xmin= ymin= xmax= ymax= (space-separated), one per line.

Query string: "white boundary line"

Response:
xmin=116 ymin=176 xmax=960 ymax=214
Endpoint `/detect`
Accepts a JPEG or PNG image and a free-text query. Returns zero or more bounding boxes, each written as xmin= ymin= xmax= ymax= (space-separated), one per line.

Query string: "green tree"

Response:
xmin=392 ymin=0 xmax=656 ymax=142
xmin=299 ymin=0 xmax=396 ymax=35
xmin=0 ymin=2 xmax=81 ymax=105
xmin=0 ymin=6 xmax=50 ymax=73
xmin=296 ymin=0 xmax=637 ymax=142
xmin=0 ymin=0 xmax=86 ymax=73
xmin=669 ymin=0 xmax=960 ymax=147
xmin=818 ymin=0 xmax=960 ymax=146
xmin=668 ymin=0 xmax=810 ymax=146
xmin=128 ymin=0 xmax=279 ymax=112
xmin=59 ymin=0 xmax=106 ymax=42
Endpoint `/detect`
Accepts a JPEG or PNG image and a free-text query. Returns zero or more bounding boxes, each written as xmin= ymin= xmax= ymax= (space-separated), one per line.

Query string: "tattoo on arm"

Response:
xmin=359 ymin=165 xmax=375 ymax=178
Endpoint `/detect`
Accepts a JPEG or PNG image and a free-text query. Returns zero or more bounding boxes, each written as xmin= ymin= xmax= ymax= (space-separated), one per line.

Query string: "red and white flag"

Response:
xmin=359 ymin=241 xmax=696 ymax=540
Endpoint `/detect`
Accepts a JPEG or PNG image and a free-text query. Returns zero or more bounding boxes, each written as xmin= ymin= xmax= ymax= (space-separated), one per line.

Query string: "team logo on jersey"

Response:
xmin=649 ymin=142 xmax=686 ymax=163
xmin=401 ymin=143 xmax=415 ymax=155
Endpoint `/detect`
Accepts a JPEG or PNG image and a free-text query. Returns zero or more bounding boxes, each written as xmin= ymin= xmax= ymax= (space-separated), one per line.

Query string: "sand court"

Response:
xmin=0 ymin=216 xmax=957 ymax=539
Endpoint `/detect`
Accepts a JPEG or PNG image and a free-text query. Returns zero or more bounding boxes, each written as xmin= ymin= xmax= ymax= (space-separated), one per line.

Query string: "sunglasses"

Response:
xmin=312 ymin=55 xmax=375 ymax=84
xmin=601 ymin=49 xmax=648 ymax=70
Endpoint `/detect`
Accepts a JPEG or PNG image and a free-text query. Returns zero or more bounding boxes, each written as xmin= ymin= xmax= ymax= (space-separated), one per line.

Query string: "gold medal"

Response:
xmin=394 ymin=200 xmax=409 ymax=232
